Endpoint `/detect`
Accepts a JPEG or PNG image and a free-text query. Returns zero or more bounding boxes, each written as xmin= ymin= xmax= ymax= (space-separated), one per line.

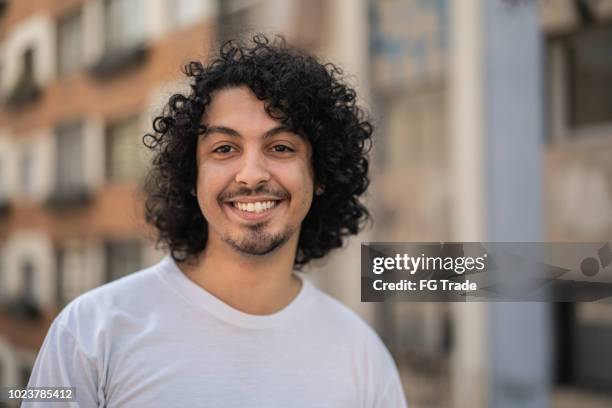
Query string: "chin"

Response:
xmin=224 ymin=226 xmax=295 ymax=256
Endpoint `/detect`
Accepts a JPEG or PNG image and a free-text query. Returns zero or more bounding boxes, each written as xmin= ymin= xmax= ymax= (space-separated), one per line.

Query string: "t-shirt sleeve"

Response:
xmin=376 ymin=369 xmax=408 ymax=408
xmin=22 ymin=318 xmax=100 ymax=408
xmin=366 ymin=334 xmax=408 ymax=408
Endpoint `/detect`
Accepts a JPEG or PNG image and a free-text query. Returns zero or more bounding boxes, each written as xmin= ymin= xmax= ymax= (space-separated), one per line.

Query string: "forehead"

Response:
xmin=203 ymin=86 xmax=280 ymax=129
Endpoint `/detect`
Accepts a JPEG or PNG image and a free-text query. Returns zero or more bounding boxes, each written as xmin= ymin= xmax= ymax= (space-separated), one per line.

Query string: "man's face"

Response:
xmin=196 ymin=86 xmax=315 ymax=256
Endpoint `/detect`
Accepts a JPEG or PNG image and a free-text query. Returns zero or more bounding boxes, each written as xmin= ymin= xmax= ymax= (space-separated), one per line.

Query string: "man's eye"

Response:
xmin=271 ymin=145 xmax=294 ymax=153
xmin=213 ymin=145 xmax=236 ymax=154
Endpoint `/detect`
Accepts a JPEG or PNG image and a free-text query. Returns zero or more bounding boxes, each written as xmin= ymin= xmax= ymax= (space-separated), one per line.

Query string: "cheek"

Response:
xmin=196 ymin=162 xmax=233 ymax=208
xmin=280 ymin=162 xmax=315 ymax=207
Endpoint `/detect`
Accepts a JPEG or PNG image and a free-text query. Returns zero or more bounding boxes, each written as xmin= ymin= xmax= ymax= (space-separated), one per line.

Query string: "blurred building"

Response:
xmin=367 ymin=0 xmax=612 ymax=407
xmin=0 ymin=0 xmax=218 ymax=392
xmin=0 ymin=0 xmax=612 ymax=407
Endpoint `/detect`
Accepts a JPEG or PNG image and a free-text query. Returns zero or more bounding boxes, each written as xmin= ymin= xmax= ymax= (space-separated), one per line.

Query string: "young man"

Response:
xmin=25 ymin=35 xmax=407 ymax=407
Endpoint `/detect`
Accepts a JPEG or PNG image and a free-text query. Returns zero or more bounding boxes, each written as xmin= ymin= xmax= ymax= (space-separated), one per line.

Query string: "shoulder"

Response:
xmin=305 ymin=282 xmax=406 ymax=405
xmin=306 ymin=282 xmax=397 ymax=366
xmin=54 ymin=260 xmax=165 ymax=337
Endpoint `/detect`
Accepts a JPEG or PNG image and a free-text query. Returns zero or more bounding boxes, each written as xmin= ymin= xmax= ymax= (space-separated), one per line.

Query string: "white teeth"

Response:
xmin=233 ymin=200 xmax=277 ymax=213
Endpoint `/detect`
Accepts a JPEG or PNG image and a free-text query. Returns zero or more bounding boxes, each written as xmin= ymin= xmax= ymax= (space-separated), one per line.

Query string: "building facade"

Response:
xmin=0 ymin=0 xmax=217 ymax=392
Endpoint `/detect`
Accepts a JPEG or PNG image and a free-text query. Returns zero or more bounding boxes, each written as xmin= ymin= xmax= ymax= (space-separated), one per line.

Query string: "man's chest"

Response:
xmin=99 ymin=335 xmax=361 ymax=407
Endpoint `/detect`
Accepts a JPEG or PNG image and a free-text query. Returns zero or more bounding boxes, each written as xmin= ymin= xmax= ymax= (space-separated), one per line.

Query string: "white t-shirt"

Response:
xmin=24 ymin=257 xmax=407 ymax=407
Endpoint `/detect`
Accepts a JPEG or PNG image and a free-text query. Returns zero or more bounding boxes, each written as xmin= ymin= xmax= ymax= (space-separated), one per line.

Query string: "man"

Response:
xmin=25 ymin=34 xmax=407 ymax=407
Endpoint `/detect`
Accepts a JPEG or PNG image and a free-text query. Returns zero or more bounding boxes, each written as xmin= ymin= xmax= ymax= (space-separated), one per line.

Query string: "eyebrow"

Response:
xmin=202 ymin=125 xmax=291 ymax=140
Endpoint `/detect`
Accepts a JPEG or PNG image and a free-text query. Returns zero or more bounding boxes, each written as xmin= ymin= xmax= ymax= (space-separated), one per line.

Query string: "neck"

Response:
xmin=178 ymin=233 xmax=302 ymax=315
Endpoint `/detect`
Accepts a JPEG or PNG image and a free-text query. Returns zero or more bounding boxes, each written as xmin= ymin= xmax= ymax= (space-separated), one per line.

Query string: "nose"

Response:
xmin=234 ymin=150 xmax=271 ymax=187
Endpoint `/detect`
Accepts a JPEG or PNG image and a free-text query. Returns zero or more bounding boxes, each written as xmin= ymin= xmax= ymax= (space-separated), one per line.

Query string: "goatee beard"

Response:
xmin=223 ymin=224 xmax=293 ymax=256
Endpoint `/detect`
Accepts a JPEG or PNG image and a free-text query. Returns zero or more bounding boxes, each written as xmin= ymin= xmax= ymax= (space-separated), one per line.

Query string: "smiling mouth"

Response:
xmin=231 ymin=200 xmax=279 ymax=214
xmin=224 ymin=199 xmax=285 ymax=221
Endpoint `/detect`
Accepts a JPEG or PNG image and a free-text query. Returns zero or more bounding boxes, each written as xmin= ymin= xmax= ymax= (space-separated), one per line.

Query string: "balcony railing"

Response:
xmin=4 ymin=77 xmax=41 ymax=108
xmin=45 ymin=186 xmax=92 ymax=210
xmin=89 ymin=43 xmax=150 ymax=79
xmin=6 ymin=295 xmax=41 ymax=321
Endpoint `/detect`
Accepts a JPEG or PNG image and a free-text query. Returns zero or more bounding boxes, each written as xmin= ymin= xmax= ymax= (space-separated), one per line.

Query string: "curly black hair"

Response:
xmin=143 ymin=34 xmax=372 ymax=270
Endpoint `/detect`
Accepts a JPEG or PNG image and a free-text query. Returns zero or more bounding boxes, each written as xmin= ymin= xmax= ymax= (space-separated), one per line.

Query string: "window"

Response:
xmin=217 ymin=0 xmax=256 ymax=43
xmin=0 ymin=255 xmax=4 ymax=302
xmin=6 ymin=47 xmax=40 ymax=106
xmin=369 ymin=0 xmax=447 ymax=92
xmin=173 ymin=0 xmax=208 ymax=28
xmin=106 ymin=241 xmax=142 ymax=282
xmin=104 ymin=0 xmax=145 ymax=52
xmin=55 ymin=248 xmax=65 ymax=306
xmin=0 ymin=60 xmax=4 ymax=98
xmin=55 ymin=123 xmax=85 ymax=193
xmin=555 ymin=303 xmax=612 ymax=392
xmin=0 ymin=157 xmax=5 ymax=200
xmin=566 ymin=25 xmax=612 ymax=128
xmin=106 ymin=116 xmax=147 ymax=183
xmin=20 ymin=261 xmax=35 ymax=302
xmin=90 ymin=0 xmax=148 ymax=77
xmin=20 ymin=47 xmax=35 ymax=89
xmin=7 ymin=258 xmax=40 ymax=319
xmin=19 ymin=146 xmax=35 ymax=197
xmin=57 ymin=246 xmax=87 ymax=304
xmin=57 ymin=9 xmax=83 ymax=76
xmin=48 ymin=122 xmax=90 ymax=208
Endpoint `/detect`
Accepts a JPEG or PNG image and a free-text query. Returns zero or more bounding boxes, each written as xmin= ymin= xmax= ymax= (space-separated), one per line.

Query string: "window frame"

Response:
xmin=105 ymin=240 xmax=143 ymax=283
xmin=54 ymin=122 xmax=86 ymax=193
xmin=547 ymin=22 xmax=612 ymax=145
xmin=103 ymin=0 xmax=146 ymax=53
xmin=105 ymin=114 xmax=146 ymax=184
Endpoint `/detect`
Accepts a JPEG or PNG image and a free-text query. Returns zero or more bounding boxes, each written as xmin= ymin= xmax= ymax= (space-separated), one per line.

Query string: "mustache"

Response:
xmin=219 ymin=186 xmax=290 ymax=202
